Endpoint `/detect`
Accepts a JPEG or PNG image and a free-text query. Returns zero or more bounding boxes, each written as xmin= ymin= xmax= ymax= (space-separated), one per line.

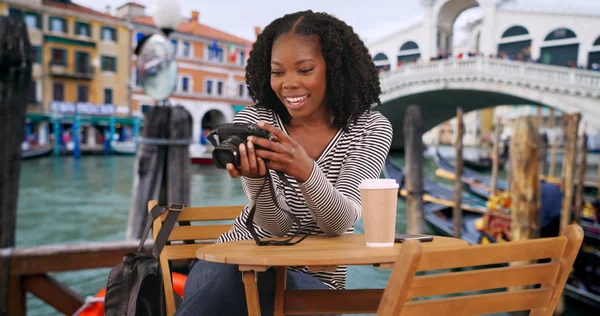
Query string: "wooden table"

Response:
xmin=196 ymin=233 xmax=468 ymax=316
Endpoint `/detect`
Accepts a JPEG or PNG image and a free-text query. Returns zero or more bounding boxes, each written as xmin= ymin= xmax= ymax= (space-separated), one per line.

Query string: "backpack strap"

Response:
xmin=137 ymin=203 xmax=185 ymax=258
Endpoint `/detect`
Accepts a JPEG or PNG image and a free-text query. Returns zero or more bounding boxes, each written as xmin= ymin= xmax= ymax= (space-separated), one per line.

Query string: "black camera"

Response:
xmin=206 ymin=123 xmax=273 ymax=169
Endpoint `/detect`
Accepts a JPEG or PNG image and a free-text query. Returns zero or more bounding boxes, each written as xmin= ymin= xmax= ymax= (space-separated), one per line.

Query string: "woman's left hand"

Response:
xmin=247 ymin=121 xmax=314 ymax=183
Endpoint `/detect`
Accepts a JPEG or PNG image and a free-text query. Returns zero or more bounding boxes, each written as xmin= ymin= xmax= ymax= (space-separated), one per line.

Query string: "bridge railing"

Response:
xmin=380 ymin=57 xmax=600 ymax=92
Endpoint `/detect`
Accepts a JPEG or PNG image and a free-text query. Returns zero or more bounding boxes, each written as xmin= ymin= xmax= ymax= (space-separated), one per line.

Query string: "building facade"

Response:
xmin=117 ymin=2 xmax=254 ymax=145
xmin=371 ymin=0 xmax=600 ymax=149
xmin=369 ymin=0 xmax=600 ymax=71
xmin=0 ymin=0 xmax=134 ymax=154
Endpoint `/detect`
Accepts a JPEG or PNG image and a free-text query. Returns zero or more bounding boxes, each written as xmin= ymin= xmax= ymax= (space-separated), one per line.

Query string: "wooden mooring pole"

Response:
xmin=127 ymin=105 xmax=192 ymax=240
xmin=560 ymin=113 xmax=581 ymax=236
xmin=0 ymin=16 xmax=32 ymax=316
xmin=453 ymin=108 xmax=465 ymax=239
xmin=404 ymin=105 xmax=424 ymax=234
xmin=574 ymin=127 xmax=587 ymax=224
xmin=548 ymin=112 xmax=559 ymax=179
xmin=509 ymin=116 xmax=542 ymax=242
xmin=490 ymin=116 xmax=501 ymax=195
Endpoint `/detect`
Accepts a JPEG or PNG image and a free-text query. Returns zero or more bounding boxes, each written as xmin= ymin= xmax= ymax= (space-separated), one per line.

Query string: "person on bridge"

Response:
xmin=175 ymin=10 xmax=393 ymax=316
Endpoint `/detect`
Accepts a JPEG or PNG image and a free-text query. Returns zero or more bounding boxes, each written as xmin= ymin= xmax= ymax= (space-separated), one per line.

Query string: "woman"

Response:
xmin=175 ymin=10 xmax=393 ymax=315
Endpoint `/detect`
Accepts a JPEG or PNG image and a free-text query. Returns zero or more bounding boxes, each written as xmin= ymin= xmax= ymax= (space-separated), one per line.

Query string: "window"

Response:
xmin=104 ymin=88 xmax=113 ymax=105
xmin=238 ymin=84 xmax=245 ymax=98
xmin=28 ymin=81 xmax=38 ymax=103
xmin=207 ymin=42 xmax=223 ymax=62
xmin=101 ymin=27 xmax=117 ymax=41
xmin=205 ymin=80 xmax=213 ymax=95
xmin=8 ymin=8 xmax=22 ymax=19
xmin=53 ymin=82 xmax=64 ymax=101
xmin=24 ymin=12 xmax=41 ymax=29
xmin=181 ymin=77 xmax=190 ymax=92
xmin=134 ymin=67 xmax=140 ymax=86
xmin=50 ymin=17 xmax=67 ymax=33
xmin=217 ymin=81 xmax=223 ymax=96
xmin=50 ymin=48 xmax=67 ymax=66
xmin=239 ymin=50 xmax=245 ymax=66
xmin=75 ymin=51 xmax=91 ymax=73
xmin=76 ymin=22 xmax=91 ymax=37
xmin=31 ymin=46 xmax=41 ymax=64
xmin=77 ymin=85 xmax=89 ymax=103
xmin=182 ymin=42 xmax=191 ymax=57
xmin=9 ymin=9 xmax=41 ymax=29
xmin=101 ymin=56 xmax=117 ymax=72
xmin=171 ymin=39 xmax=178 ymax=55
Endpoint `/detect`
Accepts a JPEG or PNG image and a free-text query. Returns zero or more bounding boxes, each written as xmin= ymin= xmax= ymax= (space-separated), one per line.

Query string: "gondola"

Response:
xmin=433 ymin=149 xmax=507 ymax=199
xmin=433 ymin=151 xmax=600 ymax=310
xmin=383 ymin=157 xmax=490 ymax=244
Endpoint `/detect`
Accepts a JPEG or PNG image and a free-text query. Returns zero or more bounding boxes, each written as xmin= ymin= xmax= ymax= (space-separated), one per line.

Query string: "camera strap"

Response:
xmin=245 ymin=168 xmax=314 ymax=246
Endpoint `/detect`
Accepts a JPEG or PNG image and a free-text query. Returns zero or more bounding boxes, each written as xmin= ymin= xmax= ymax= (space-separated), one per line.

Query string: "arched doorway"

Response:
xmin=588 ymin=36 xmax=600 ymax=69
xmin=540 ymin=28 xmax=579 ymax=67
xmin=397 ymin=41 xmax=421 ymax=66
xmin=436 ymin=0 xmax=481 ymax=57
xmin=372 ymin=52 xmax=390 ymax=73
xmin=200 ymin=109 xmax=226 ymax=144
xmin=497 ymin=25 xmax=532 ymax=60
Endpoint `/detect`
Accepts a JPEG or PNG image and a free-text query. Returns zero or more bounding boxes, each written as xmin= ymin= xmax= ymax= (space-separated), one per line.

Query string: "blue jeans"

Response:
xmin=174 ymin=260 xmax=335 ymax=316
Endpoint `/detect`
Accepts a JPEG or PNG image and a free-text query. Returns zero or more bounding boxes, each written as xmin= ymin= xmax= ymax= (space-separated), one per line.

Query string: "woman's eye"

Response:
xmin=271 ymin=71 xmax=283 ymax=75
xmin=299 ymin=68 xmax=313 ymax=74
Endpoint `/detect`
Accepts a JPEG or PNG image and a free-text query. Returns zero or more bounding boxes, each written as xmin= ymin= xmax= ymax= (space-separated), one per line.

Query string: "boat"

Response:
xmin=433 ymin=149 xmax=507 ymax=199
xmin=189 ymin=144 xmax=214 ymax=165
xmin=383 ymin=157 xmax=491 ymax=244
xmin=111 ymin=140 xmax=137 ymax=155
xmin=433 ymin=152 xmax=600 ymax=309
xmin=21 ymin=143 xmax=52 ymax=159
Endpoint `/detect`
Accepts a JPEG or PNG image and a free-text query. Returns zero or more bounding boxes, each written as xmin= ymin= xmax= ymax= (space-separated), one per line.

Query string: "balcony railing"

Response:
xmin=48 ymin=62 xmax=95 ymax=80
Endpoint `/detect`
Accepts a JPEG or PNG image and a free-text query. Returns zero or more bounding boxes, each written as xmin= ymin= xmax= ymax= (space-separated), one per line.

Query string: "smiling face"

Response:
xmin=270 ymin=33 xmax=328 ymax=121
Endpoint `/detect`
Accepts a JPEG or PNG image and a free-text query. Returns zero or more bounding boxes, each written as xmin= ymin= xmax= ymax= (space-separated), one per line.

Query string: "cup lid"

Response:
xmin=359 ymin=178 xmax=399 ymax=189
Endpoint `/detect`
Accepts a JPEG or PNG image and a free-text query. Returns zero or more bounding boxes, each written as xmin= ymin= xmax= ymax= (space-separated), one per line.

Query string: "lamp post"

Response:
xmin=127 ymin=0 xmax=192 ymax=240
xmin=154 ymin=0 xmax=181 ymax=37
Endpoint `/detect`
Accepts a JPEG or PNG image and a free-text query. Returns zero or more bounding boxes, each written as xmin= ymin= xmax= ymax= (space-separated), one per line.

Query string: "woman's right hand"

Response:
xmin=226 ymin=141 xmax=267 ymax=178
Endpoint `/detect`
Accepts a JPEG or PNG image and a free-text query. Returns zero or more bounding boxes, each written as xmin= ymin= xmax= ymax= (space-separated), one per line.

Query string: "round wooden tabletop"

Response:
xmin=196 ymin=234 xmax=468 ymax=267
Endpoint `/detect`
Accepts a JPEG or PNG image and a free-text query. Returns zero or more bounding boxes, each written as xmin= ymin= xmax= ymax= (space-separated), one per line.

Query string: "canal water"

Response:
xmin=17 ymin=146 xmax=591 ymax=315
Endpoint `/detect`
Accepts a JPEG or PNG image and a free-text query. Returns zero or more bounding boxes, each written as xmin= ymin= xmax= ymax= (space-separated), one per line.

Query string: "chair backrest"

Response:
xmin=148 ymin=200 xmax=243 ymax=316
xmin=377 ymin=224 xmax=584 ymax=316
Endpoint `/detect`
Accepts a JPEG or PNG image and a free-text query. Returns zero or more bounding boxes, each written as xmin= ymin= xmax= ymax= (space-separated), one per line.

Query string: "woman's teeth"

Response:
xmin=285 ymin=95 xmax=308 ymax=104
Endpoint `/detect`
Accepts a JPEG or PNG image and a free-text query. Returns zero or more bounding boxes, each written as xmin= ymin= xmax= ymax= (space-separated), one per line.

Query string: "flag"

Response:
xmin=228 ymin=44 xmax=237 ymax=63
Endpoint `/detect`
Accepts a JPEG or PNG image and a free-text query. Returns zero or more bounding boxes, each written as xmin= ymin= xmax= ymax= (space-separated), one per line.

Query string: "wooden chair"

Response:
xmin=377 ymin=224 xmax=584 ymax=316
xmin=148 ymin=200 xmax=244 ymax=316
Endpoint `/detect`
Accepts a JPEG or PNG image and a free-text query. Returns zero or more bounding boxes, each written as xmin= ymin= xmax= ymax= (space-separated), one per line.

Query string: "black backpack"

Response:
xmin=104 ymin=203 xmax=185 ymax=316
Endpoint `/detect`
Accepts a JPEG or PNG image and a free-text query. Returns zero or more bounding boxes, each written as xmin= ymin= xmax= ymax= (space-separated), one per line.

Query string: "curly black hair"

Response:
xmin=245 ymin=10 xmax=381 ymax=130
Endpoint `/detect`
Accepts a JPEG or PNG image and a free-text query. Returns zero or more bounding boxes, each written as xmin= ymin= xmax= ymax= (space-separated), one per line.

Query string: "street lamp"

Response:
xmin=154 ymin=0 xmax=181 ymax=37
xmin=135 ymin=0 xmax=181 ymax=104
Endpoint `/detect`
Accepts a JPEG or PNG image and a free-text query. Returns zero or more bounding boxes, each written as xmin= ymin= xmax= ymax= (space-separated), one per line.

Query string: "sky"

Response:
xmin=77 ymin=0 xmax=482 ymax=45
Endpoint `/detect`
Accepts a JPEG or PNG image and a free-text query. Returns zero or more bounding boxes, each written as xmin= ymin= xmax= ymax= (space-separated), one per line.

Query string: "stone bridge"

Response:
xmin=375 ymin=58 xmax=600 ymax=150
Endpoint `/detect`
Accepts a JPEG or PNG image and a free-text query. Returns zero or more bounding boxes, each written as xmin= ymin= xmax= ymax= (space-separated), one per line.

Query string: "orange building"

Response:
xmin=116 ymin=2 xmax=255 ymax=145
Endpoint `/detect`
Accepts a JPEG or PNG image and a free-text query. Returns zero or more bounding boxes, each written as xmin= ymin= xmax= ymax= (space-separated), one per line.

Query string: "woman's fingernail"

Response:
xmin=226 ymin=164 xmax=232 ymax=170
xmin=239 ymin=143 xmax=246 ymax=152
xmin=247 ymin=141 xmax=253 ymax=149
xmin=257 ymin=121 xmax=265 ymax=127
xmin=247 ymin=136 xmax=255 ymax=142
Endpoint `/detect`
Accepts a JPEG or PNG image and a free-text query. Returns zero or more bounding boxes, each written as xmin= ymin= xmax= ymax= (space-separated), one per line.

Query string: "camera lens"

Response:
xmin=212 ymin=136 xmax=244 ymax=168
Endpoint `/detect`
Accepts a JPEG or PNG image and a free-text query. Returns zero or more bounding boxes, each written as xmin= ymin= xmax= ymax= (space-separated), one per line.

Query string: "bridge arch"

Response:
xmin=433 ymin=0 xmax=481 ymax=55
xmin=372 ymin=52 xmax=391 ymax=72
xmin=397 ymin=41 xmax=421 ymax=65
xmin=589 ymin=36 xmax=600 ymax=69
xmin=497 ymin=25 xmax=532 ymax=60
xmin=540 ymin=27 xmax=579 ymax=67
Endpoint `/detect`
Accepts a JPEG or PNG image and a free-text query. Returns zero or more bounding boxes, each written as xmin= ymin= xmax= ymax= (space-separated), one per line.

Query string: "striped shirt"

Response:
xmin=217 ymin=106 xmax=393 ymax=290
